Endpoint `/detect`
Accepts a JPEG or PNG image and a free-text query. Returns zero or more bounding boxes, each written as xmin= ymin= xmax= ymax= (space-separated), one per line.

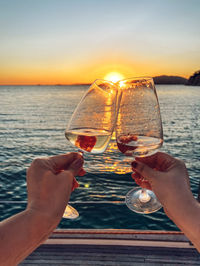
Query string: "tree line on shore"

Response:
xmin=153 ymin=70 xmax=200 ymax=85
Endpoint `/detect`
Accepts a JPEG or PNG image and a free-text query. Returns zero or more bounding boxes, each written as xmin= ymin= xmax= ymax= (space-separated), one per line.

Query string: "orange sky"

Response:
xmin=0 ymin=1 xmax=199 ymax=85
xmin=0 ymin=54 xmax=195 ymax=85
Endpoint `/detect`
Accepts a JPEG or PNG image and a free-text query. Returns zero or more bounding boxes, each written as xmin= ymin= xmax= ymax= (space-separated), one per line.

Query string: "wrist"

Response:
xmin=164 ymin=192 xmax=199 ymax=223
xmin=162 ymin=188 xmax=194 ymax=213
xmin=25 ymin=206 xmax=61 ymax=231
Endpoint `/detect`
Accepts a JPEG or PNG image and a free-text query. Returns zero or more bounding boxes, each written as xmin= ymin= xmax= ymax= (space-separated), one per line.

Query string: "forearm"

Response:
xmin=0 ymin=208 xmax=59 ymax=265
xmin=165 ymin=196 xmax=200 ymax=252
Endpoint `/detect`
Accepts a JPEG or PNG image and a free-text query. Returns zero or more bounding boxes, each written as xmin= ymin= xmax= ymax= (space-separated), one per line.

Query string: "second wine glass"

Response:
xmin=64 ymin=79 xmax=118 ymax=218
xmin=116 ymin=77 xmax=163 ymax=214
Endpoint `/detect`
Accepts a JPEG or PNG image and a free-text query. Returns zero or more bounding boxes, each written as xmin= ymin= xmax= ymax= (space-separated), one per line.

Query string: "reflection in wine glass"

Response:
xmin=64 ymin=79 xmax=118 ymax=218
xmin=102 ymin=132 xmax=133 ymax=174
xmin=116 ymin=77 xmax=163 ymax=214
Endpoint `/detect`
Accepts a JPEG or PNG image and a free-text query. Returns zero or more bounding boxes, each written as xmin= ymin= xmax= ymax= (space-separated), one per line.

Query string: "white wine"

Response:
xmin=65 ymin=128 xmax=112 ymax=154
xmin=117 ymin=135 xmax=163 ymax=157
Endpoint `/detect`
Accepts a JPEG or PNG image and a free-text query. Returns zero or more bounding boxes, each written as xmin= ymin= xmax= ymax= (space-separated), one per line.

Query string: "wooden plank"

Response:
xmin=20 ymin=245 xmax=199 ymax=265
xmin=20 ymin=230 xmax=200 ymax=265
xmin=51 ymin=229 xmax=188 ymax=242
xmin=45 ymin=238 xmax=193 ymax=249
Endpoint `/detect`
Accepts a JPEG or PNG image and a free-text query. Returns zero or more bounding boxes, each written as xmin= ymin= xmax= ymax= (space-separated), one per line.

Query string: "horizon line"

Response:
xmin=0 ymin=74 xmax=190 ymax=86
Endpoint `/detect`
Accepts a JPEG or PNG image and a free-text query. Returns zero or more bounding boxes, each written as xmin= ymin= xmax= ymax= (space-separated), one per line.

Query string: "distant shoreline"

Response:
xmin=0 ymin=75 xmax=192 ymax=86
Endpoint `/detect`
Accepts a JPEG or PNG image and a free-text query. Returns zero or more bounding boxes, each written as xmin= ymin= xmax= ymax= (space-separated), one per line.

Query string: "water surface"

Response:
xmin=0 ymin=85 xmax=200 ymax=230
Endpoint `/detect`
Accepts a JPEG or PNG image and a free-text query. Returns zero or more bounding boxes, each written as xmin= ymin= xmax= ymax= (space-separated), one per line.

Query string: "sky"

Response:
xmin=0 ymin=0 xmax=200 ymax=85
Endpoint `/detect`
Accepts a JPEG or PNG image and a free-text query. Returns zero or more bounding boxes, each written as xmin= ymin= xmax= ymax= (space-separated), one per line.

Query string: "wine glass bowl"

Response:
xmin=65 ymin=79 xmax=118 ymax=154
xmin=116 ymin=77 xmax=163 ymax=214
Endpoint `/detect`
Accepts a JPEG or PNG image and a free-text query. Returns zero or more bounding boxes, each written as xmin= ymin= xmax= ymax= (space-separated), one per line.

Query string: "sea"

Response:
xmin=0 ymin=84 xmax=200 ymax=231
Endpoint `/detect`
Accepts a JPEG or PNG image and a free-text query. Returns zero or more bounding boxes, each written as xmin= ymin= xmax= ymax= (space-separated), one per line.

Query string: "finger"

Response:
xmin=134 ymin=177 xmax=142 ymax=186
xmin=136 ymin=152 xmax=176 ymax=170
xmin=134 ymin=152 xmax=158 ymax=168
xmin=131 ymin=172 xmax=142 ymax=185
xmin=141 ymin=180 xmax=152 ymax=190
xmin=67 ymin=157 xmax=84 ymax=176
xmin=131 ymin=172 xmax=152 ymax=190
xmin=131 ymin=172 xmax=142 ymax=181
xmin=132 ymin=160 xmax=158 ymax=182
xmin=134 ymin=177 xmax=151 ymax=190
xmin=71 ymin=177 xmax=79 ymax=192
xmin=48 ymin=152 xmax=83 ymax=172
xmin=131 ymin=172 xmax=143 ymax=186
xmin=78 ymin=168 xmax=86 ymax=176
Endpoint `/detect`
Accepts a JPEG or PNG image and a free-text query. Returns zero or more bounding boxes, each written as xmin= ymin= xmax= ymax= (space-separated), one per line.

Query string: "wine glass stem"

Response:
xmin=139 ymin=188 xmax=151 ymax=203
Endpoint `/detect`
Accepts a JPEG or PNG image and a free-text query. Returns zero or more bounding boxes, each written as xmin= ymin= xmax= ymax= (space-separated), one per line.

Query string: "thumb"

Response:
xmin=132 ymin=160 xmax=158 ymax=182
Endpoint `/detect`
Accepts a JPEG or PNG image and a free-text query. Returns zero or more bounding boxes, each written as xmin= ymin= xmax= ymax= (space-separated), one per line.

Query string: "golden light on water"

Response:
xmin=104 ymin=72 xmax=124 ymax=83
xmin=84 ymin=183 xmax=90 ymax=188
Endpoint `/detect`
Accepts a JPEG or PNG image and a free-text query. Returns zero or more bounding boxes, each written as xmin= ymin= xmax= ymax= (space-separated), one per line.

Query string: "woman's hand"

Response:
xmin=26 ymin=152 xmax=84 ymax=223
xmin=131 ymin=152 xmax=192 ymax=210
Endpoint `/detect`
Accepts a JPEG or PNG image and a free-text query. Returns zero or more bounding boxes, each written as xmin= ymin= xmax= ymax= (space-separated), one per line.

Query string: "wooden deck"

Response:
xmin=20 ymin=229 xmax=200 ymax=265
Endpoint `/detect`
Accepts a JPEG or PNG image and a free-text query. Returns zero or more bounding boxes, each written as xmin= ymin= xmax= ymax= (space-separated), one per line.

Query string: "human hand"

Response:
xmin=26 ymin=152 xmax=84 ymax=223
xmin=131 ymin=152 xmax=194 ymax=214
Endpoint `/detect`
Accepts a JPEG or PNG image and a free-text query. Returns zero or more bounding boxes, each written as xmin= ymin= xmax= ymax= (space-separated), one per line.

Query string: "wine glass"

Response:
xmin=64 ymin=79 xmax=118 ymax=218
xmin=116 ymin=77 xmax=163 ymax=214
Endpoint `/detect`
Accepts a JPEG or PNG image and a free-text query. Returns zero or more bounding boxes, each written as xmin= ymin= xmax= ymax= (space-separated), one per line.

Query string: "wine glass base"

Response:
xmin=125 ymin=187 xmax=162 ymax=214
xmin=62 ymin=205 xmax=79 ymax=219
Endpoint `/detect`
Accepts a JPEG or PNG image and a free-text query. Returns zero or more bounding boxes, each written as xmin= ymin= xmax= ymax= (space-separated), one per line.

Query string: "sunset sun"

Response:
xmin=104 ymin=72 xmax=124 ymax=83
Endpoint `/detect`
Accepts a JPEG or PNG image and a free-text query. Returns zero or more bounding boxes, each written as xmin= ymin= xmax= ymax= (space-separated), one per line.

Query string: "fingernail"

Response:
xmin=131 ymin=161 xmax=138 ymax=169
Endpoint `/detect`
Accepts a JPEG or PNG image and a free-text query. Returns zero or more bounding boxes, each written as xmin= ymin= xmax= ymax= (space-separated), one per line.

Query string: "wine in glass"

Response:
xmin=64 ymin=79 xmax=118 ymax=218
xmin=116 ymin=77 xmax=163 ymax=214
